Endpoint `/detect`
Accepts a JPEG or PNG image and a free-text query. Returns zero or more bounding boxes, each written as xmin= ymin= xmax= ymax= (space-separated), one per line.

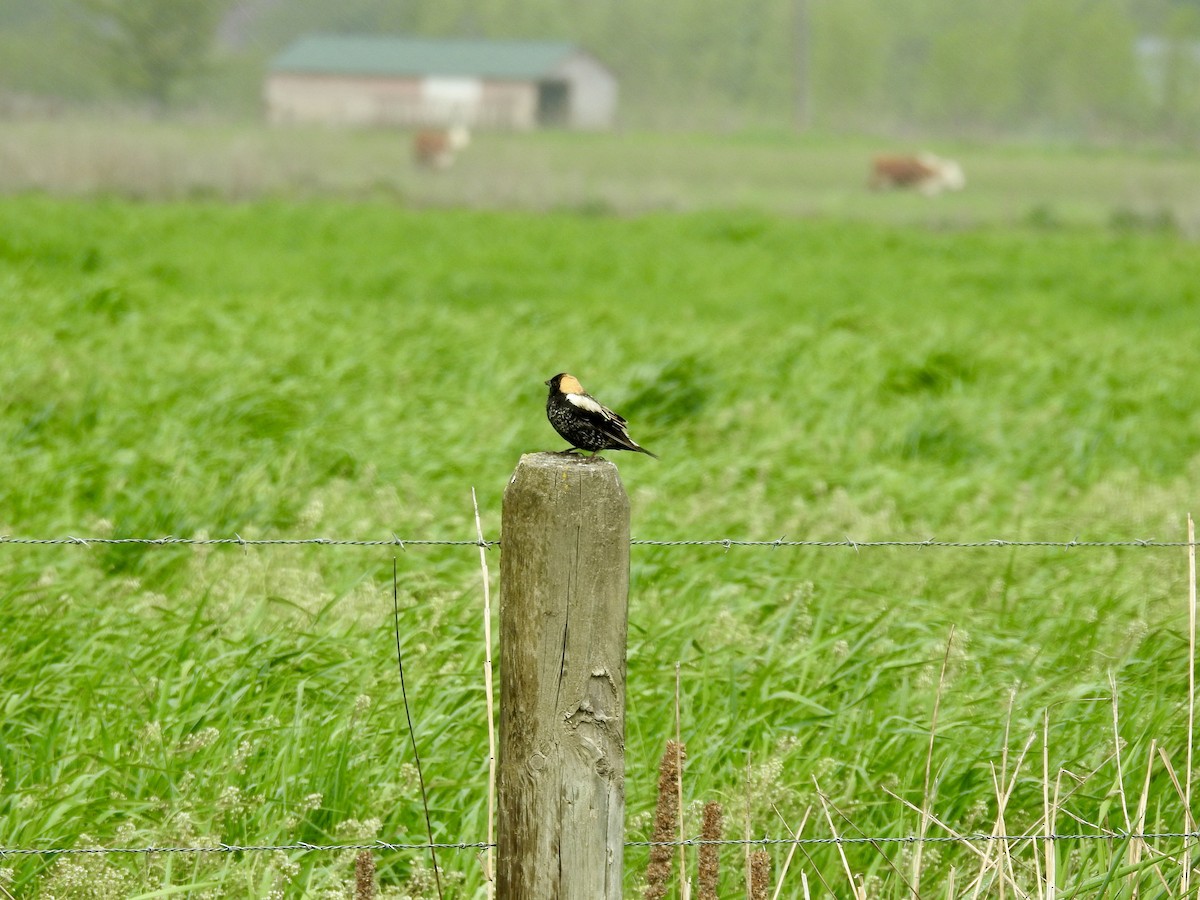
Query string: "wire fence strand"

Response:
xmin=3 ymin=529 xmax=1195 ymax=869
xmin=4 ymin=831 xmax=1199 ymax=858
xmin=0 ymin=535 xmax=1195 ymax=550
xmin=0 ymin=535 xmax=494 ymax=548
xmin=0 ymin=841 xmax=492 ymax=858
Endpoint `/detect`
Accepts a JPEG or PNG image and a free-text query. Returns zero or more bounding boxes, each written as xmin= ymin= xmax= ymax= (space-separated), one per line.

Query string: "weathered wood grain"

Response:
xmin=497 ymin=452 xmax=630 ymax=899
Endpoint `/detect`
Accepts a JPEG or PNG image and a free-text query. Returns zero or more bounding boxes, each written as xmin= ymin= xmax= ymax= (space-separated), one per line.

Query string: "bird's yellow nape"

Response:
xmin=559 ymin=374 xmax=584 ymax=394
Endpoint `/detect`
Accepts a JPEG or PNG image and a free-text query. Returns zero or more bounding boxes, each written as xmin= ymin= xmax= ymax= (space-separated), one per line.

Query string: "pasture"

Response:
xmin=5 ymin=118 xmax=1200 ymax=228
xmin=0 ymin=177 xmax=1198 ymax=897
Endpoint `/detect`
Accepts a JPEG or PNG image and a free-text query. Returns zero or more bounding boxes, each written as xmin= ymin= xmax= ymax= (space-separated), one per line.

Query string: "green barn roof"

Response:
xmin=270 ymin=35 xmax=583 ymax=79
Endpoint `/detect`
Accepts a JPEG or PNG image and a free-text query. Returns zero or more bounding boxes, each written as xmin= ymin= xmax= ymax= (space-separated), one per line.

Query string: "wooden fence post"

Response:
xmin=497 ymin=452 xmax=630 ymax=898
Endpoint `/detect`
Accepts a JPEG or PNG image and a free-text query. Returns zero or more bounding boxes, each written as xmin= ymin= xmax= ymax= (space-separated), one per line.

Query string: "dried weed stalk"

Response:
xmin=749 ymin=849 xmax=771 ymax=900
xmin=697 ymin=801 xmax=723 ymax=900
xmin=354 ymin=849 xmax=376 ymax=900
xmin=645 ymin=740 xmax=686 ymax=900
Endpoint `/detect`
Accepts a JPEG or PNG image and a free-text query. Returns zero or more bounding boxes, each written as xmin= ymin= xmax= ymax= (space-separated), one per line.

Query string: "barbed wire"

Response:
xmin=0 ymin=535 xmax=1194 ymax=550
xmin=4 ymin=831 xmax=1198 ymax=859
xmin=0 ymin=535 xmax=496 ymax=549
xmin=629 ymin=830 xmax=1200 ymax=846
xmin=632 ymin=538 xmax=1195 ymax=550
xmin=0 ymin=840 xmax=491 ymax=858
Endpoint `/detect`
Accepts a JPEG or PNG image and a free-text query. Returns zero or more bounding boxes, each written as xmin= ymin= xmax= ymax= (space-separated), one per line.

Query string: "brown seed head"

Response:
xmin=749 ymin=849 xmax=771 ymax=900
xmin=354 ymin=850 xmax=376 ymax=900
xmin=697 ymin=802 xmax=723 ymax=900
xmin=644 ymin=740 xmax=685 ymax=900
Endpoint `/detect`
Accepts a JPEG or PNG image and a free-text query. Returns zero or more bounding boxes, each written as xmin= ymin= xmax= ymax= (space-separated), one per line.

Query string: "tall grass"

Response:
xmin=0 ymin=196 xmax=1197 ymax=896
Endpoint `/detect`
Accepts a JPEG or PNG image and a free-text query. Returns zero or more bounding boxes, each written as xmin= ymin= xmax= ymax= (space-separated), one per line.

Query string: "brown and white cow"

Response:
xmin=869 ymin=153 xmax=965 ymax=196
xmin=413 ymin=126 xmax=470 ymax=171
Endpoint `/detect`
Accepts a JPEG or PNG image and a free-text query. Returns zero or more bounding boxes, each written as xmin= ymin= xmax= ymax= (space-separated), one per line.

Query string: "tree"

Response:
xmin=1156 ymin=5 xmax=1200 ymax=137
xmin=809 ymin=0 xmax=890 ymax=131
xmin=73 ymin=0 xmax=235 ymax=108
xmin=1060 ymin=0 xmax=1144 ymax=135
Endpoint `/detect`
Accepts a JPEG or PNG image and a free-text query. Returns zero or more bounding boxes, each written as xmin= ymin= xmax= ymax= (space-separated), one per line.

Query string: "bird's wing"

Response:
xmin=566 ymin=392 xmax=627 ymax=426
xmin=566 ymin=392 xmax=643 ymax=451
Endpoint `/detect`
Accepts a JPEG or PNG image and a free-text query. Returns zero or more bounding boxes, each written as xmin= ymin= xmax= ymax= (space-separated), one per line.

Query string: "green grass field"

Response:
xmin=1 ymin=189 xmax=1199 ymax=897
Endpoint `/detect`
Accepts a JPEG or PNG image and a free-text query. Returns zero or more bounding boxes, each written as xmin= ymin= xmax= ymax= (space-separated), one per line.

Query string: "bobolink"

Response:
xmin=545 ymin=373 xmax=658 ymax=459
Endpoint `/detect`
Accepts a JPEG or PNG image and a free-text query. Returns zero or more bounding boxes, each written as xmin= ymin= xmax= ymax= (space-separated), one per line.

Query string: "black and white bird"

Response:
xmin=544 ymin=373 xmax=658 ymax=459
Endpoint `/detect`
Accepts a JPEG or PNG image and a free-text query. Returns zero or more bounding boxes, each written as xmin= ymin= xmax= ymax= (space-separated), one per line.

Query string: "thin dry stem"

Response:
xmin=1136 ymin=739 xmax=1173 ymax=897
xmin=815 ymin=776 xmax=865 ymax=900
xmin=964 ymin=765 xmax=1003 ymax=900
xmin=645 ymin=740 xmax=685 ymax=900
xmin=821 ymin=790 xmax=920 ymax=895
xmin=1042 ymin=748 xmax=1120 ymax=827
xmin=1051 ymin=752 xmax=1063 ymax=900
xmin=697 ymin=802 xmax=724 ymax=900
xmin=1110 ymin=673 xmax=1132 ymax=831
xmin=745 ymin=752 xmax=753 ymax=900
xmin=1042 ymin=710 xmax=1054 ymax=900
xmin=1109 ymin=672 xmax=1136 ymax=900
xmin=968 ymin=751 xmax=1029 ymax=900
xmin=675 ymin=663 xmax=690 ymax=900
xmin=997 ymin=730 xmax=1041 ymax=896
xmin=1185 ymin=513 xmax=1196 ymax=897
xmin=882 ymin=786 xmax=1030 ymax=899
xmin=1133 ymin=739 xmax=1154 ymax=897
xmin=770 ymin=804 xmax=812 ymax=900
xmin=998 ymin=689 xmax=1019 ymax=900
xmin=1157 ymin=746 xmax=1195 ymax=830
xmin=392 ymin=559 xmax=443 ymax=900
xmin=964 ymin=735 xmax=1126 ymax=896
xmin=1002 ymin=687 xmax=1015 ymax=795
xmin=914 ymin=625 xmax=956 ymax=894
xmin=1156 ymin=743 xmax=1200 ymax=892
xmin=472 ymin=488 xmax=496 ymax=898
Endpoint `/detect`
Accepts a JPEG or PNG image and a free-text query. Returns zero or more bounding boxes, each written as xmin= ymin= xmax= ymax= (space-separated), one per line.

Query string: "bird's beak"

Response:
xmin=544 ymin=379 xmax=551 ymax=386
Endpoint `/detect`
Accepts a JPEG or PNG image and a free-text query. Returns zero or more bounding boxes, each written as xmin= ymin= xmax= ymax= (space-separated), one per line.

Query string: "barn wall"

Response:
xmin=479 ymin=82 xmax=539 ymax=130
xmin=266 ymin=73 xmax=538 ymax=129
xmin=265 ymin=74 xmax=419 ymax=125
xmin=551 ymin=53 xmax=618 ymax=129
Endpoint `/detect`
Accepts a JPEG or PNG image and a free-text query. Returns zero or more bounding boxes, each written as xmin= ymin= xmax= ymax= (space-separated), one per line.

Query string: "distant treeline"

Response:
xmin=3 ymin=0 xmax=1200 ymax=140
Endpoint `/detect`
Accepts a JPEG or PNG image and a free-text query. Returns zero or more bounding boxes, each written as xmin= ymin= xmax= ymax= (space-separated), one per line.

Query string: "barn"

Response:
xmin=265 ymin=35 xmax=618 ymax=130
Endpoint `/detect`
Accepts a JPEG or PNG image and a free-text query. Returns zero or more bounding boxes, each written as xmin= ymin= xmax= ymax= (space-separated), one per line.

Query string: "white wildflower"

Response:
xmin=299 ymin=498 xmax=325 ymax=529
xmin=177 ymin=726 xmax=220 ymax=754
xmin=301 ymin=792 xmax=323 ymax=812
xmin=217 ymin=785 xmax=245 ymax=812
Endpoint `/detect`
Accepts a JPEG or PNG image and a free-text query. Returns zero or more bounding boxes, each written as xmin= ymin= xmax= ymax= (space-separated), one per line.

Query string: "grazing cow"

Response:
xmin=413 ymin=126 xmax=470 ymax=170
xmin=869 ymin=153 xmax=965 ymax=196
